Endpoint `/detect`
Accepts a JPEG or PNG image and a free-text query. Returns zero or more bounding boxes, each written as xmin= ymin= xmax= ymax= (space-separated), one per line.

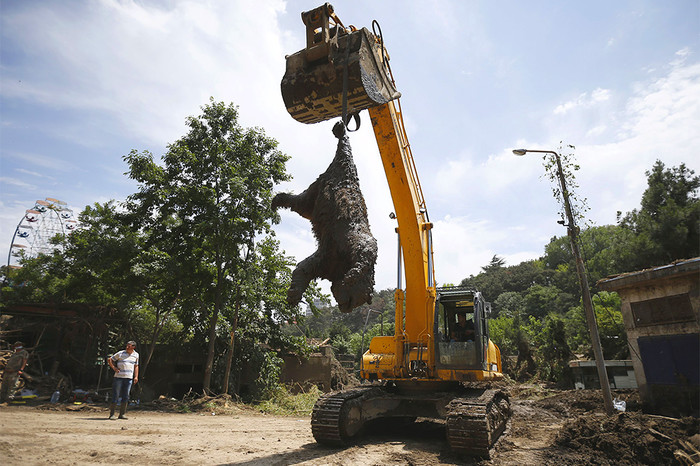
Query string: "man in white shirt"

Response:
xmin=107 ymin=341 xmax=139 ymax=420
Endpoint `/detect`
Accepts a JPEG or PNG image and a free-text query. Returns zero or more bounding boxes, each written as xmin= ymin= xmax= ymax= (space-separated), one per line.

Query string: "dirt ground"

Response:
xmin=1 ymin=388 xmax=698 ymax=465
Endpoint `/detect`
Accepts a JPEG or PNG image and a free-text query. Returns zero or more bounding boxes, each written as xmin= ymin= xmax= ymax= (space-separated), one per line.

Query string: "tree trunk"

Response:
xmin=203 ymin=264 xmax=224 ymax=394
xmin=141 ymin=315 xmax=162 ymax=381
xmin=141 ymin=295 xmax=178 ymax=380
xmin=202 ymin=305 xmax=219 ymax=394
xmin=222 ymin=330 xmax=234 ymax=394
xmin=222 ymin=287 xmax=242 ymax=395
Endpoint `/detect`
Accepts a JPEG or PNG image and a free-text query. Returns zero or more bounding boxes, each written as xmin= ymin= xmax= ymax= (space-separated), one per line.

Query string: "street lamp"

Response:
xmin=513 ymin=148 xmax=614 ymax=415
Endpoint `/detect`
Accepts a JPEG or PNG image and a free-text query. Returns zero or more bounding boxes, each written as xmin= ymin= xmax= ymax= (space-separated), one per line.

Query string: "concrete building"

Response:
xmin=598 ymin=257 xmax=699 ymax=417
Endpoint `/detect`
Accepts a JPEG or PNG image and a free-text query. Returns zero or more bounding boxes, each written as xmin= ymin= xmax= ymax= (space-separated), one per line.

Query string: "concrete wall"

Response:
xmin=280 ymin=345 xmax=332 ymax=392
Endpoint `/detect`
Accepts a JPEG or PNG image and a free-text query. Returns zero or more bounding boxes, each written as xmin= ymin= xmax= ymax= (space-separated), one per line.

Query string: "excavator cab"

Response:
xmin=435 ymin=288 xmax=492 ymax=373
xmin=281 ymin=3 xmax=400 ymax=124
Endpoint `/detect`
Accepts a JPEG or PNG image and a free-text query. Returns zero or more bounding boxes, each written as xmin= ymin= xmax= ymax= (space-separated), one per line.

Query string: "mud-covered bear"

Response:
xmin=272 ymin=121 xmax=377 ymax=312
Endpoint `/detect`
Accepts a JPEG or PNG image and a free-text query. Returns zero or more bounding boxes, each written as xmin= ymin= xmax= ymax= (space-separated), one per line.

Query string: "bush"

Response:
xmin=256 ymin=384 xmax=322 ymax=416
xmin=251 ymin=348 xmax=283 ymax=401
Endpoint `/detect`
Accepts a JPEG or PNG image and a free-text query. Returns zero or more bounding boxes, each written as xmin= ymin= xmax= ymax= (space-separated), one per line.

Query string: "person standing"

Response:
xmin=1 ymin=342 xmax=29 ymax=403
xmin=107 ymin=341 xmax=139 ymax=420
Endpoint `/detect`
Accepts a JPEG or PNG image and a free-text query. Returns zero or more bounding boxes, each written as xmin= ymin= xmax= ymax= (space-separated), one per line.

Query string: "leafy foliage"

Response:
xmin=619 ymin=160 xmax=700 ymax=268
xmin=533 ymin=316 xmax=573 ymax=385
xmin=256 ymin=384 xmax=322 ymax=416
xmin=123 ymin=99 xmax=296 ymax=392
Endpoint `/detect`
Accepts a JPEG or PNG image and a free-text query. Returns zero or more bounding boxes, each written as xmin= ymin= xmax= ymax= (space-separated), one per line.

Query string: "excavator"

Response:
xmin=280 ymin=4 xmax=511 ymax=458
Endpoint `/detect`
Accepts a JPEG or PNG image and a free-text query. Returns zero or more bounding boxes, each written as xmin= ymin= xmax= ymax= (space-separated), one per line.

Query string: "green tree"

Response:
xmin=542 ymin=224 xmax=638 ymax=302
xmin=493 ymin=292 xmax=524 ymax=318
xmin=460 ymin=258 xmax=549 ymax=315
xmin=522 ymin=284 xmax=562 ymax=319
xmin=489 ymin=315 xmax=520 ymax=355
xmin=129 ymin=246 xmax=185 ymax=380
xmin=3 ymin=201 xmax=144 ymax=319
xmin=619 ymin=160 xmax=700 ymax=268
xmin=62 ymin=201 xmax=142 ymax=310
xmin=124 ymin=99 xmax=290 ymax=393
xmin=537 ymin=315 xmax=573 ymax=386
xmin=482 ymin=255 xmax=506 ymax=272
xmin=59 ymin=201 xmax=187 ymax=378
xmin=564 ymin=291 xmax=627 ymax=359
xmin=460 ymin=256 xmax=507 ymax=299
xmin=533 ymin=315 xmax=573 ymax=385
xmin=592 ymin=291 xmax=628 ymax=359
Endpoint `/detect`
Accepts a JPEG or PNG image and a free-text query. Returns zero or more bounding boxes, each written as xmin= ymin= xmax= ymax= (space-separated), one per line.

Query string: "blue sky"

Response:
xmin=1 ymin=1 xmax=699 ymax=300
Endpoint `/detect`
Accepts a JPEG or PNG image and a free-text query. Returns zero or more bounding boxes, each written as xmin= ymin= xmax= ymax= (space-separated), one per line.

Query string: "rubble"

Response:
xmin=554 ymin=411 xmax=699 ymax=465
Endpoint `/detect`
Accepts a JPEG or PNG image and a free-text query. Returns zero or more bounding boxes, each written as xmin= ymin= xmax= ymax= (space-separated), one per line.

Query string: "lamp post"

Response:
xmin=513 ymin=148 xmax=614 ymax=415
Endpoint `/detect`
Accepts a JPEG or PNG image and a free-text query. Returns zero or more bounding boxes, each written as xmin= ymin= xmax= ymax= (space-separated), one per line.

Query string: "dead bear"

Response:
xmin=272 ymin=121 xmax=378 ymax=312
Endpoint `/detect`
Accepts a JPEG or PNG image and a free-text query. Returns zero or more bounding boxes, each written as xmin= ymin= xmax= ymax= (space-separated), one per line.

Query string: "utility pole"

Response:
xmin=514 ymin=148 xmax=615 ymax=415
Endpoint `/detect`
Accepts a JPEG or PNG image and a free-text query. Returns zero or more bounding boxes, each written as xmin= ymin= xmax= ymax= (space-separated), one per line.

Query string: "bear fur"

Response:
xmin=272 ymin=121 xmax=377 ymax=312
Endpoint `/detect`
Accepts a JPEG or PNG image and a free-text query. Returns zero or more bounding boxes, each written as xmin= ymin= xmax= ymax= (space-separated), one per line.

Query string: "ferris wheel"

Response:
xmin=7 ymin=198 xmax=77 ymax=270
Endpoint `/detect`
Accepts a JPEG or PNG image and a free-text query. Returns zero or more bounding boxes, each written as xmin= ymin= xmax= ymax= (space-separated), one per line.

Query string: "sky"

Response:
xmin=1 ymin=0 xmax=699 ymax=302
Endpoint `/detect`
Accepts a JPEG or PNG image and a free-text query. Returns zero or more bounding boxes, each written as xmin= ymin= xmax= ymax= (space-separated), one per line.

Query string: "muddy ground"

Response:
xmin=1 ymin=387 xmax=697 ymax=465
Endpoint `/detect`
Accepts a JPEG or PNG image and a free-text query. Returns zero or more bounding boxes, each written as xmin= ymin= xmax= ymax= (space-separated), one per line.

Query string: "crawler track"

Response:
xmin=445 ymin=389 xmax=511 ymax=458
xmin=311 ymin=387 xmax=374 ymax=445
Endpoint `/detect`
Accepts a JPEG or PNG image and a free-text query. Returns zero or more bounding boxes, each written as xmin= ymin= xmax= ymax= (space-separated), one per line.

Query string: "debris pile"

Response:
xmin=0 ymin=347 xmax=17 ymax=373
xmin=2 ymin=345 xmax=74 ymax=403
xmin=554 ymin=411 xmax=699 ymax=465
xmin=329 ymin=356 xmax=359 ymax=391
xmin=148 ymin=393 xmax=247 ymax=415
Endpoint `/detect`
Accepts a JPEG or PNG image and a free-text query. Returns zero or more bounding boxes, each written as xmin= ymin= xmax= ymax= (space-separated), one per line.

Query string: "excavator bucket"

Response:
xmin=281 ymin=4 xmax=400 ymax=124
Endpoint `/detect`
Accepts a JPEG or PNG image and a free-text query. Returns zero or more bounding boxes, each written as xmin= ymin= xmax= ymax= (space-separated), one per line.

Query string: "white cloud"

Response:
xmin=431 ymin=216 xmax=544 ymax=285
xmin=15 ymin=168 xmax=55 ymax=180
xmin=1 ymin=0 xmax=289 ymax=147
xmin=562 ymin=57 xmax=700 ymax=227
xmin=427 ymin=52 xmax=700 ymax=285
xmin=674 ymin=47 xmax=691 ymax=62
xmin=554 ymin=88 xmax=611 ymax=115
xmin=591 ymin=88 xmax=611 ymax=102
xmin=6 ymin=150 xmax=78 ymax=174
xmin=0 ymin=177 xmax=37 ymax=190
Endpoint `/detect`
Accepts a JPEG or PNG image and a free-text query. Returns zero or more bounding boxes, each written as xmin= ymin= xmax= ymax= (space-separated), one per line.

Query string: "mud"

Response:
xmin=552 ymin=411 xmax=698 ymax=465
xmin=532 ymin=389 xmax=699 ymax=465
xmin=532 ymin=388 xmax=641 ymax=416
xmin=273 ymin=121 xmax=377 ymax=312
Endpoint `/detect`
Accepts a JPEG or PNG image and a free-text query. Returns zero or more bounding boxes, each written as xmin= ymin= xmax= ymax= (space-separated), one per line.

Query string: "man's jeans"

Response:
xmin=112 ymin=377 xmax=133 ymax=405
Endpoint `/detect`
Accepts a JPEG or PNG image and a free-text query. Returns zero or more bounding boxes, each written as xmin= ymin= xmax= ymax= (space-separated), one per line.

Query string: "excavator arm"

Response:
xmin=281 ymin=3 xmax=437 ymax=378
xmin=368 ymin=101 xmax=437 ymax=378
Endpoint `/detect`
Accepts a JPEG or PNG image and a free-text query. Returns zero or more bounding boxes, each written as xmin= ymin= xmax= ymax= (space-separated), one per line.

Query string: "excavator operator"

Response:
xmin=451 ymin=313 xmax=475 ymax=342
